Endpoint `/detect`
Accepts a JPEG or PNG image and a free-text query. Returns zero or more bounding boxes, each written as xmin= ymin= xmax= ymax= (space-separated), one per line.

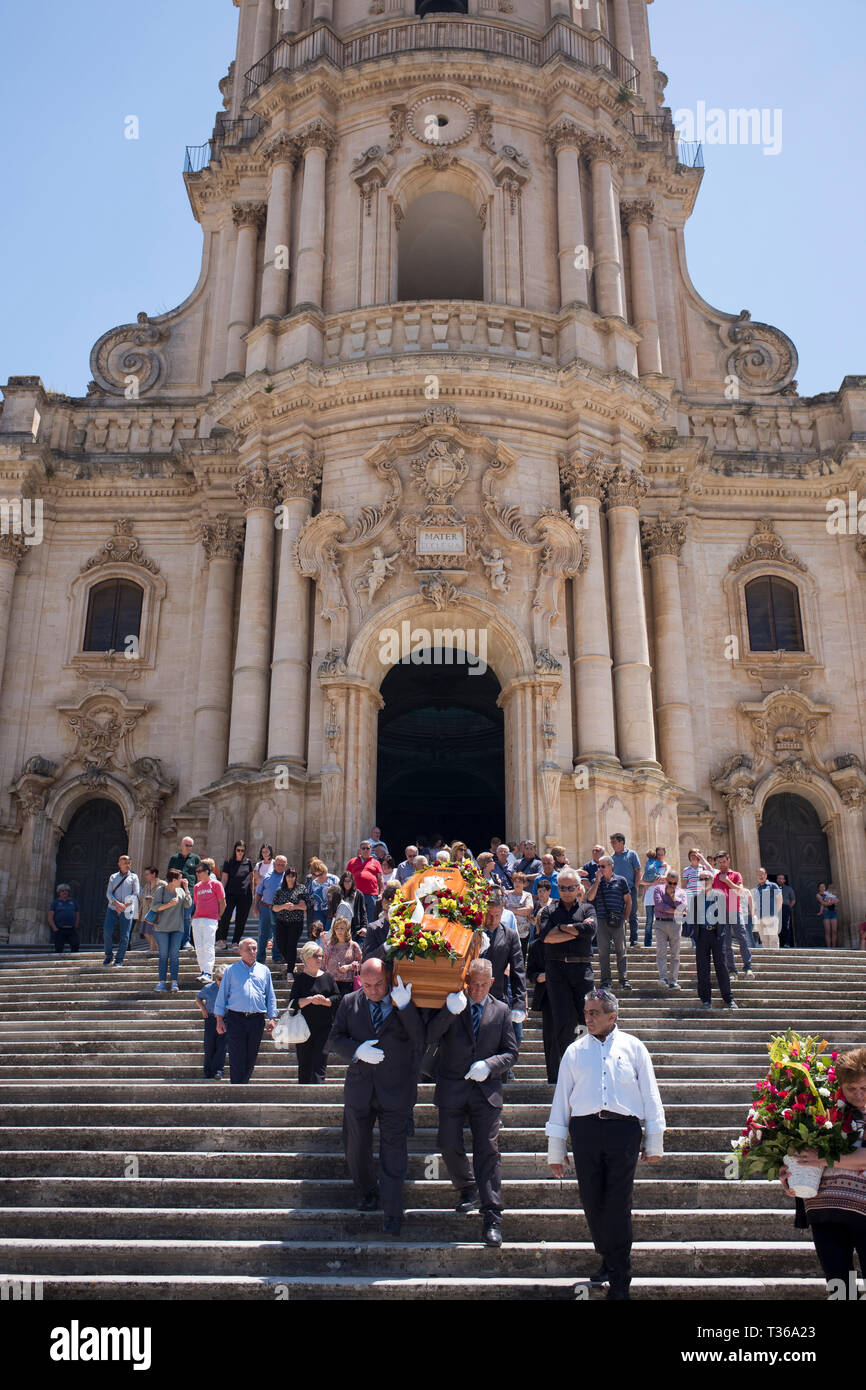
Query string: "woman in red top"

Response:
xmin=192 ymin=863 xmax=226 ymax=983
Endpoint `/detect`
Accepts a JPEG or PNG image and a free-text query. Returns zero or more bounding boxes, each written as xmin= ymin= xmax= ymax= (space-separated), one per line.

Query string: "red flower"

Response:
xmin=831 ymin=1051 xmax=839 ymax=1061
xmin=782 ymin=1109 xmax=794 ymax=1121
xmin=793 ymin=1100 xmax=807 ymax=1111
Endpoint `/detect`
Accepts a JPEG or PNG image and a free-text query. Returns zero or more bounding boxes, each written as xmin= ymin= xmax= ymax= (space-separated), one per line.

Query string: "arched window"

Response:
xmin=398 ymin=190 xmax=484 ymax=301
xmin=745 ymin=576 xmax=804 ymax=651
xmin=83 ymin=579 xmax=144 ymax=652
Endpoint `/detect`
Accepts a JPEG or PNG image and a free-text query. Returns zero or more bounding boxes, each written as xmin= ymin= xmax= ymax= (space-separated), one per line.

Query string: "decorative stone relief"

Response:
xmin=89 ymin=312 xmax=170 ymax=397
xmin=352 ymin=546 xmax=398 ymax=611
xmin=273 ymin=451 xmax=322 ymax=503
xmin=351 ymin=146 xmax=394 ymax=214
xmin=407 ymin=93 xmax=476 ymax=147
xmin=81 ymin=519 xmax=160 ymax=575
xmin=262 ymin=131 xmax=298 ymax=168
xmin=720 ymin=310 xmax=798 ymax=396
xmin=728 ymin=518 xmax=808 ymax=573
xmin=387 ymin=104 xmax=406 ymax=153
xmin=604 ymin=464 xmax=649 ymax=511
xmin=234 ymin=466 xmax=277 ymax=512
xmin=295 ymin=120 xmax=337 ymax=156
xmin=641 ymin=514 xmax=687 ymax=560
xmin=295 ymin=512 xmax=351 ymax=659
xmin=231 ymin=201 xmax=268 ymax=230
xmin=199 ymin=515 xmax=244 ymax=563
xmin=480 ymin=548 xmax=511 ymax=593
xmin=739 ymin=689 xmax=830 ymax=772
xmin=0 ymin=534 xmax=28 ymax=569
xmin=558 ymin=451 xmax=609 ymax=505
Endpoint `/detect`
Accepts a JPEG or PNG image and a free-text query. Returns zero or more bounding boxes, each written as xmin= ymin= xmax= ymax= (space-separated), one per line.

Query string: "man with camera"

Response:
xmin=584 ymin=855 xmax=632 ymax=993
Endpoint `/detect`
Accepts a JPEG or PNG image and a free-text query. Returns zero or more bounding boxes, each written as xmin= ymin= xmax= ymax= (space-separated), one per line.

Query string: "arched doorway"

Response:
xmin=55 ymin=799 xmax=129 ymax=943
xmin=398 ymin=191 xmax=484 ymax=301
xmin=376 ymin=655 xmax=505 ymax=856
xmin=758 ymin=792 xmax=831 ymax=947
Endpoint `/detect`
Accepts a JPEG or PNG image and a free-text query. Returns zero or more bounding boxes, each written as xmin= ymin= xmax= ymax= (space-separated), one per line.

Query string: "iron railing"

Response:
xmin=244 ymin=17 xmax=639 ymax=98
xmin=676 ymin=140 xmax=704 ymax=168
xmin=184 ymin=115 xmax=261 ymax=174
xmin=626 ymin=112 xmax=703 ymax=168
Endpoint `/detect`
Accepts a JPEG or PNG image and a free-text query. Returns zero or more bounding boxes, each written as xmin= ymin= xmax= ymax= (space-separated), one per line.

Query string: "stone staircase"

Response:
xmin=1 ymin=944 xmax=864 ymax=1300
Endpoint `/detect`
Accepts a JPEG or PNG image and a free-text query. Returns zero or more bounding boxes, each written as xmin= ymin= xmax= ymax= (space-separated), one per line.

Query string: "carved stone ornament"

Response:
xmin=558 ymin=451 xmax=609 ymax=505
xmin=273 ymin=451 xmax=322 ymax=503
xmin=411 ymin=438 xmax=469 ymax=505
xmin=605 ymin=465 xmax=649 ymax=511
xmin=318 ymin=650 xmax=348 ymax=678
xmin=234 ymin=466 xmax=278 ymax=512
xmin=547 ymin=118 xmax=583 ymax=155
xmin=387 ymin=105 xmax=406 ymax=153
xmin=720 ymin=309 xmax=798 ymax=396
xmin=406 ymin=93 xmax=476 ymax=148
xmin=81 ymin=518 xmax=160 ymax=575
xmin=199 ymin=514 xmax=244 ymax=563
xmin=231 ymin=201 xmax=268 ymax=230
xmin=620 ymin=198 xmax=654 ymax=230
xmin=641 ymin=514 xmax=687 ymax=560
xmin=480 ymin=548 xmax=511 ymax=593
xmin=535 ymin=649 xmax=563 ymax=674
xmin=712 ymin=751 xmax=756 ymax=814
xmin=728 ymin=518 xmax=808 ymax=574
xmin=739 ymin=689 xmax=830 ymax=772
xmin=419 ymin=572 xmax=463 ymax=611
xmin=775 ymin=756 xmax=813 ymax=785
xmin=295 ymin=512 xmax=352 ymax=660
xmin=351 ymin=147 xmax=394 ymax=214
xmin=423 ymin=149 xmax=456 ymax=172
xmin=262 ymin=131 xmax=298 ymax=168
xmin=491 ymin=148 xmax=531 ymax=212
xmin=583 ymin=135 xmax=622 ymax=165
xmin=476 ymin=104 xmax=495 ymax=153
xmin=0 ymin=533 xmax=28 ymax=569
xmin=89 ymin=312 xmax=169 ymax=397
xmin=352 ymin=545 xmax=399 ymax=611
xmin=295 ymin=119 xmax=337 ymax=156
xmin=531 ymin=513 xmax=587 ymax=655
xmin=58 ymin=688 xmax=148 ymax=770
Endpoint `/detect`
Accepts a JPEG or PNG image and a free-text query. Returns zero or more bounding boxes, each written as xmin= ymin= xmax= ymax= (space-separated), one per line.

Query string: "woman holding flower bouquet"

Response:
xmin=779 ymin=1047 xmax=866 ymax=1298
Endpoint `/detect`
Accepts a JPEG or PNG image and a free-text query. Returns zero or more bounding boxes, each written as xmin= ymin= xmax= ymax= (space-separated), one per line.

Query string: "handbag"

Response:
xmin=272 ymin=1007 xmax=311 ymax=1049
xmin=144 ymin=909 xmax=158 ymax=926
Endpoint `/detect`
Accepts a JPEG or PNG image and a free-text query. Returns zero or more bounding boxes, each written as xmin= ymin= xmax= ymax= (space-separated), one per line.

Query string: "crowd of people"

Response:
xmin=43 ymin=828 xmax=866 ymax=1299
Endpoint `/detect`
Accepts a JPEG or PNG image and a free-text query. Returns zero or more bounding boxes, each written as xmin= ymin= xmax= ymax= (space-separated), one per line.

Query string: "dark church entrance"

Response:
xmin=376 ymin=656 xmax=505 ymax=857
xmin=55 ymin=799 xmax=129 ymax=943
xmin=758 ymin=792 xmax=831 ymax=948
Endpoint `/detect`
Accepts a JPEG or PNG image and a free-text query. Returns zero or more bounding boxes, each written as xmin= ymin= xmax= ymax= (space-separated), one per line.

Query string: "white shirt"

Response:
xmin=752 ymin=881 xmax=782 ymax=919
xmin=545 ymin=1025 xmax=666 ymax=1162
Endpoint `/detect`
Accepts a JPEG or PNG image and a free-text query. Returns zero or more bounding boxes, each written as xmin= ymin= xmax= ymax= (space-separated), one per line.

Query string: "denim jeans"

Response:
xmin=644 ymin=903 xmax=655 ymax=948
xmin=103 ymin=907 xmax=132 ymax=963
xmin=256 ymin=904 xmax=284 ymax=964
xmin=156 ymin=929 xmax=183 ymax=984
xmin=363 ymin=893 xmax=379 ymax=923
xmin=723 ymin=919 xmax=752 ymax=974
xmin=181 ymin=903 xmax=193 ymax=948
xmin=627 ymin=896 xmax=639 ymax=946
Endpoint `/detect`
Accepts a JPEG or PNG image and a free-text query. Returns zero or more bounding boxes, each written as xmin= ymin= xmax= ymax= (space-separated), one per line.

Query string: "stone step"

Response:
xmin=0 ymin=1237 xmax=822 ymax=1277
xmin=0 ymin=1063 xmax=768 ymax=1081
xmin=0 ymin=1205 xmax=798 ymax=1241
xmin=0 ymin=1080 xmax=767 ymax=1103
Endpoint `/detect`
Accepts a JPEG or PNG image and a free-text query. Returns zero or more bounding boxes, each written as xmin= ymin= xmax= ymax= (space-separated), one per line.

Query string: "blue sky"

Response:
xmin=0 ymin=0 xmax=862 ymax=398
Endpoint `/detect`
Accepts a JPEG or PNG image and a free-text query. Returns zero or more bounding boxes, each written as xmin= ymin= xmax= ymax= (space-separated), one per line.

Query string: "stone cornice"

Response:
xmin=641 ymin=514 xmax=686 ymax=559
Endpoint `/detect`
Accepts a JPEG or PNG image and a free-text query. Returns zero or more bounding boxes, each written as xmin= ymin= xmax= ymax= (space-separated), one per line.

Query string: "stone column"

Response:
xmin=260 ymin=134 xmax=297 ymax=321
xmin=604 ymin=465 xmax=656 ymax=766
xmin=621 ymin=199 xmax=663 ymax=376
xmin=833 ymin=793 xmax=866 ymax=942
xmin=267 ymin=453 xmax=322 ymax=767
xmin=548 ymin=120 xmax=588 ymax=308
xmin=586 ymin=137 xmax=626 ymax=319
xmin=227 ymin=468 xmax=278 ymax=769
xmin=0 ymin=535 xmax=26 ymax=698
xmin=612 ymin=0 xmax=634 ymax=61
xmin=226 ymin=201 xmax=267 ymax=375
xmin=641 ymin=515 xmax=695 ymax=790
xmin=724 ymin=791 xmax=761 ymax=891
xmin=283 ymin=0 xmax=303 ymax=32
xmin=192 ymin=516 xmax=244 ymax=792
xmin=292 ymin=121 xmax=336 ymax=311
xmin=559 ymin=455 xmax=617 ymax=762
xmin=252 ymin=0 xmax=274 ymax=61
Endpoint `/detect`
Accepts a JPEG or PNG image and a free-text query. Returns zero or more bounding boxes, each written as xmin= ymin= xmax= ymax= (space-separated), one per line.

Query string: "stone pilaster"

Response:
xmin=585 ymin=137 xmax=625 ymax=319
xmin=621 ymin=199 xmax=663 ymax=376
xmin=191 ymin=517 xmax=244 ymax=792
xmin=641 ymin=514 xmax=695 ymax=789
xmin=548 ymin=121 xmax=588 ymax=308
xmin=260 ymin=134 xmax=298 ymax=322
xmin=293 ymin=121 xmax=337 ymax=310
xmin=267 ymin=453 xmax=322 ymax=766
xmin=227 ymin=468 xmax=278 ymax=769
xmin=0 ymin=534 xmax=27 ymax=701
xmin=604 ymin=465 xmax=656 ymax=766
xmin=226 ymin=201 xmax=267 ymax=375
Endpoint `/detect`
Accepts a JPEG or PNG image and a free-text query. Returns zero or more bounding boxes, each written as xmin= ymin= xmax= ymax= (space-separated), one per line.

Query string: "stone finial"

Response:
xmin=641 ymin=515 xmax=687 ymax=560
xmin=620 ymin=197 xmax=654 ymax=230
xmin=232 ymin=201 xmax=268 ymax=230
xmin=234 ymin=466 xmax=277 ymax=511
xmin=273 ymin=451 xmax=322 ymax=502
xmin=199 ymin=514 xmax=244 ymax=562
xmin=604 ymin=464 xmax=649 ymax=510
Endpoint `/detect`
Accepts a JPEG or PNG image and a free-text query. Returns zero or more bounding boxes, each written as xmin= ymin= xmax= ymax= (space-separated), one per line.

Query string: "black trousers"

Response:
xmin=546 ymin=959 xmax=594 ymax=1062
xmin=296 ymin=1028 xmax=330 ymax=1083
xmin=224 ymin=1011 xmax=266 ymax=1084
xmin=438 ymin=1091 xmax=503 ymax=1222
xmin=694 ymin=926 xmax=732 ymax=1004
xmin=53 ymin=927 xmax=79 ymax=954
xmin=216 ymin=893 xmax=252 ymax=945
xmin=811 ymin=1218 xmax=866 ymax=1295
xmin=273 ymin=918 xmax=304 ymax=973
xmin=540 ymin=1002 xmax=560 ymax=1084
xmin=570 ymin=1114 xmax=642 ymax=1294
xmin=780 ymin=903 xmax=795 ymax=947
xmin=343 ymin=1100 xmax=411 ymax=1219
xmin=203 ymin=1014 xmax=227 ymax=1077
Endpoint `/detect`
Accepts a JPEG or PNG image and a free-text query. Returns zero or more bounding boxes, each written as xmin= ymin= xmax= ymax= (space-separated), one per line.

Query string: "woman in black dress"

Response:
xmin=288 ymin=941 xmax=340 ymax=1083
xmin=217 ymin=841 xmax=254 ymax=950
xmin=271 ymin=866 xmax=309 ymax=974
xmin=329 ymin=872 xmax=368 ymax=941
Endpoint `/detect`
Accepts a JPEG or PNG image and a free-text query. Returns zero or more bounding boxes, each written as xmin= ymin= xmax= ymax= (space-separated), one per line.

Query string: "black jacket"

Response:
xmin=327 ymin=989 xmax=423 ymax=1111
xmin=481 ymin=921 xmax=526 ymax=1013
xmin=426 ymin=994 xmax=518 ymax=1110
xmin=537 ymin=900 xmax=596 ymax=961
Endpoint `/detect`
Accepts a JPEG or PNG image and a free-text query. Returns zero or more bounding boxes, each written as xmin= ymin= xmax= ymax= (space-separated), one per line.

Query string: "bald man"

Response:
xmin=327 ymin=958 xmax=424 ymax=1236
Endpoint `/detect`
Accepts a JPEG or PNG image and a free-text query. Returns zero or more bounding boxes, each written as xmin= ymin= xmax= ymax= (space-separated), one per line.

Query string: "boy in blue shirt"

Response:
xmin=196 ymin=963 xmax=228 ymax=1079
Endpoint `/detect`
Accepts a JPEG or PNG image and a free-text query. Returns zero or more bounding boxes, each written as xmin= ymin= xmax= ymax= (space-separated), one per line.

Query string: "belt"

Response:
xmin=227 ymin=1009 xmax=265 ymax=1017
xmin=558 ymin=955 xmax=591 ymax=964
xmin=591 ymin=1110 xmax=636 ymax=1121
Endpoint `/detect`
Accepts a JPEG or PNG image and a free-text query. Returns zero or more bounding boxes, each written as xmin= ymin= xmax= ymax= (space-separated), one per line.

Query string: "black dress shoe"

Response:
xmin=589 ymin=1263 xmax=609 ymax=1287
xmin=383 ymin=1215 xmax=402 ymax=1237
xmin=357 ymin=1192 xmax=379 ymax=1212
xmin=455 ymin=1187 xmax=479 ymax=1214
xmin=606 ymin=1288 xmax=630 ymax=1300
xmin=482 ymin=1222 xmax=502 ymax=1248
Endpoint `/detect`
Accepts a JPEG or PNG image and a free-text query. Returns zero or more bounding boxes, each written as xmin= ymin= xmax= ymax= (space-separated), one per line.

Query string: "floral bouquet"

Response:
xmin=733 ymin=1029 xmax=856 ymax=1184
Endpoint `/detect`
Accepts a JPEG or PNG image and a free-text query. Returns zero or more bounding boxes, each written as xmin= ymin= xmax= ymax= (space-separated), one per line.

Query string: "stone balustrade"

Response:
xmin=322 ymin=300 xmax=559 ymax=365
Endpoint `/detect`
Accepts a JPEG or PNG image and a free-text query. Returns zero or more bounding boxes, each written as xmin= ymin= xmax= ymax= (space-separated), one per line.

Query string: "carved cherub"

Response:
xmin=481 ymin=547 xmax=511 ymax=593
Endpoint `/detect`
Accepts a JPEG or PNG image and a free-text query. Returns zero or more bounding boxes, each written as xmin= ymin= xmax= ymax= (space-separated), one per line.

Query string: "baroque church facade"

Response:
xmin=1 ymin=0 xmax=865 ymax=945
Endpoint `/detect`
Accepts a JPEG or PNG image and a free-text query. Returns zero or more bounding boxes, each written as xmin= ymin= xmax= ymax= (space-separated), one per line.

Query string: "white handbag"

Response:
xmin=272 ymin=1008 xmax=310 ymax=1049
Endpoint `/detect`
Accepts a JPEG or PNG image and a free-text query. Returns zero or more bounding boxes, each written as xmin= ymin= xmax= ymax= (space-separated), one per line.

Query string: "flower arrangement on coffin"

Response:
xmin=384 ymin=860 xmax=490 ymax=1005
xmin=733 ymin=1029 xmax=856 ymax=1193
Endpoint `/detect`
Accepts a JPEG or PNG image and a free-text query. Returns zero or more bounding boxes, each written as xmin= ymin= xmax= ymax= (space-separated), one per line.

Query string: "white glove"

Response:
xmin=354 ymin=1039 xmax=384 ymax=1065
xmin=390 ymin=975 xmax=412 ymax=1010
xmin=465 ymin=1060 xmax=491 ymax=1083
xmin=479 ymin=932 xmax=490 ymax=952
xmin=510 ymin=1009 xmax=526 ymax=1024
xmin=446 ymin=991 xmax=467 ymax=1014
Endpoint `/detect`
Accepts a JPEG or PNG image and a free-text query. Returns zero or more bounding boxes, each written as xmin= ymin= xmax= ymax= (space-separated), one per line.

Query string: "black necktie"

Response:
xmin=370 ymin=1001 xmax=383 ymax=1033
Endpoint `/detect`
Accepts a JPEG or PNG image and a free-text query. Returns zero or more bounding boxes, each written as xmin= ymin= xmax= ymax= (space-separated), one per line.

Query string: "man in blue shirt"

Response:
xmin=196 ymin=963 xmax=228 ymax=1079
xmin=581 ymin=845 xmax=605 ymax=886
xmin=610 ymin=835 xmax=642 ymax=947
xmin=48 ymin=884 xmax=80 ymax=954
xmin=256 ymin=853 xmax=286 ymax=965
xmin=214 ymin=938 xmax=278 ymax=1084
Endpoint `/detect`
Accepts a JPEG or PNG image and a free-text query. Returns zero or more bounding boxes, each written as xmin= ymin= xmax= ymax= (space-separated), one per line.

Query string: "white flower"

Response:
xmin=818 ymin=1087 xmax=831 ymax=1098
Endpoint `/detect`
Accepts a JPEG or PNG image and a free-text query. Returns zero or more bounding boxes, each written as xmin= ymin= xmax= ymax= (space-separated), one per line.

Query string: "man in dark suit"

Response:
xmin=426 ymin=958 xmax=518 ymax=1246
xmin=481 ymin=888 xmax=526 ymax=1082
xmin=327 ymin=957 xmax=423 ymax=1235
xmin=361 ymin=882 xmax=400 ymax=961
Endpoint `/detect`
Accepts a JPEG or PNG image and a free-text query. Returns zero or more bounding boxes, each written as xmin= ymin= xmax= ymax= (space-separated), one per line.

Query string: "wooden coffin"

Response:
xmin=391 ymin=917 xmax=483 ymax=1008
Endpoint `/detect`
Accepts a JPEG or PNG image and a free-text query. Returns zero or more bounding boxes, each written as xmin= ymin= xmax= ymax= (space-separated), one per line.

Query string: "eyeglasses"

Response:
xmin=666 ymin=878 xmax=678 ymax=884
xmin=559 ymin=885 xmax=579 ymax=892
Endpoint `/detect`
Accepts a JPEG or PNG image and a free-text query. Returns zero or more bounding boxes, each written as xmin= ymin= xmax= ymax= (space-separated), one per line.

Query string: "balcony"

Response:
xmin=243 ymin=17 xmax=639 ymax=100
xmin=184 ymin=116 xmax=261 ymax=175
xmin=320 ymin=300 xmax=560 ymax=366
xmin=627 ymin=112 xmax=703 ymax=169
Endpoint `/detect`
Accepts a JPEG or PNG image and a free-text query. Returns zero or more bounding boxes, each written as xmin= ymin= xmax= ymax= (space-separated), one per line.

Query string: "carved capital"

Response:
xmin=296 ymin=119 xmax=337 ymax=156
xmin=620 ymin=197 xmax=654 ymax=230
xmin=262 ymin=131 xmax=299 ymax=168
xmin=547 ymin=118 xmax=583 ymax=155
xmin=584 ymin=135 xmax=622 ymax=166
xmin=641 ymin=515 xmax=687 ymax=560
xmin=0 ymin=533 xmax=28 ymax=569
xmin=199 ymin=514 xmax=244 ymax=563
xmin=273 ymin=451 xmax=322 ymax=503
xmin=604 ymin=464 xmax=649 ymax=511
xmin=234 ymin=466 xmax=277 ymax=512
xmin=232 ymin=201 xmax=268 ymax=230
xmin=559 ymin=451 xmax=608 ymax=505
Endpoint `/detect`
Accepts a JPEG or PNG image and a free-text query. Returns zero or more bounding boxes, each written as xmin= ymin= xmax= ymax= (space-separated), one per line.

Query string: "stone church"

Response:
xmin=1 ymin=0 xmax=864 ymax=946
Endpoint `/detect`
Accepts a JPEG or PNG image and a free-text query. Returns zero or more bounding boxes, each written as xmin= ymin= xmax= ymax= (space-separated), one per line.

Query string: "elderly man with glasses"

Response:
xmin=536 ymin=870 xmax=598 ymax=1065
xmin=546 ymin=987 xmax=665 ymax=1300
xmin=585 ymin=856 xmax=632 ymax=993
xmin=651 ymin=870 xmax=688 ymax=989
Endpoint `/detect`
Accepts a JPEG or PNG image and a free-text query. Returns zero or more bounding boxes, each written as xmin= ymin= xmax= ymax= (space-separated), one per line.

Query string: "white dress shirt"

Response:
xmin=752 ymin=881 xmax=782 ymax=920
xmin=545 ymin=1025 xmax=666 ymax=1163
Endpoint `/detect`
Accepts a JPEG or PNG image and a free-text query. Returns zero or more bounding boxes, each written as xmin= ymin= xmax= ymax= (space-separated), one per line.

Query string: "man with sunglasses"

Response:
xmin=585 ymin=856 xmax=631 ymax=993
xmin=712 ymin=851 xmax=755 ymax=981
xmin=652 ymin=870 xmax=688 ymax=989
xmin=536 ymin=870 xmax=598 ymax=1066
